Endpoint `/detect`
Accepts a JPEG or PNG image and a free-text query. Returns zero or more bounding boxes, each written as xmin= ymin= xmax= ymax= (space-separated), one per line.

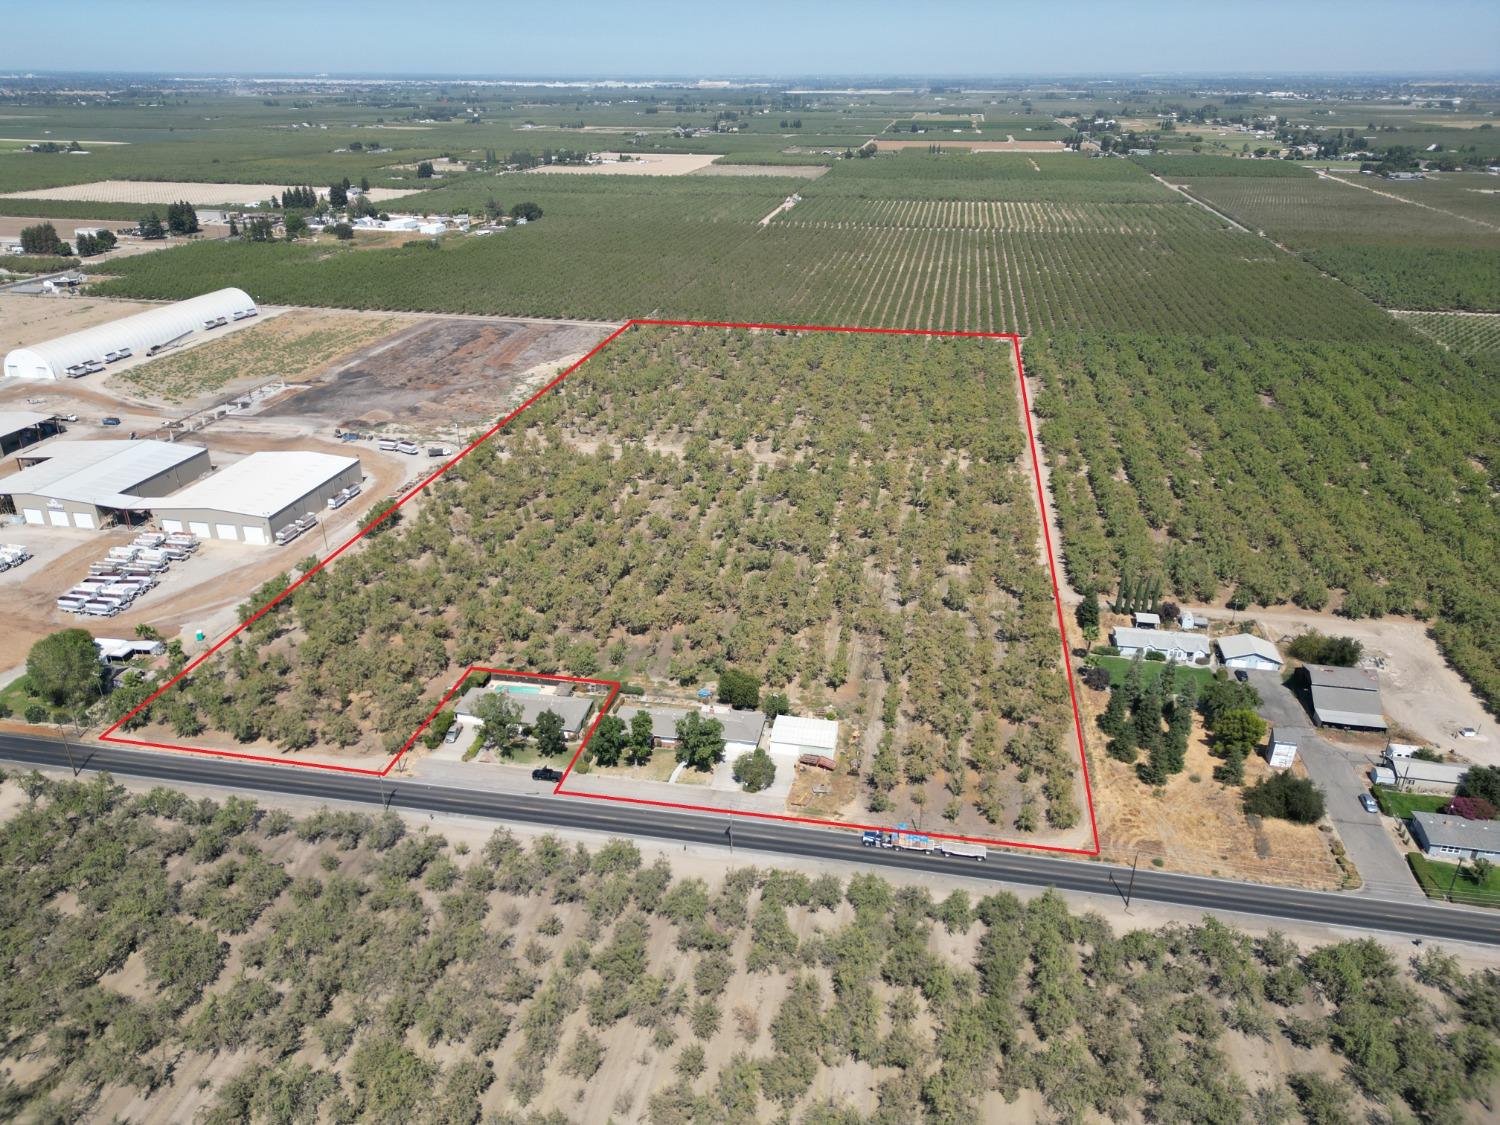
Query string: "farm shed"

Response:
xmin=1111 ymin=627 xmax=1213 ymax=664
xmin=456 ymin=686 xmax=596 ymax=739
xmin=1382 ymin=754 xmax=1471 ymax=792
xmin=150 ymin=452 xmax=361 ymax=545
xmin=1410 ymin=812 xmax=1500 ymax=863
xmin=1303 ymin=663 xmax=1386 ymax=729
xmin=0 ymin=440 xmax=210 ymax=530
xmin=0 ymin=411 xmax=62 ymax=456
xmin=769 ymin=715 xmax=839 ymax=763
xmin=2 ymin=288 xmax=256 ymax=380
xmin=1216 ymin=633 xmax=1284 ymax=672
xmin=1264 ymin=726 xmax=1306 ymax=770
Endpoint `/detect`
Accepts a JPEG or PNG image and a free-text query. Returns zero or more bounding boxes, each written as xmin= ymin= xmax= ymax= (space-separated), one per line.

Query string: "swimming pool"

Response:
xmin=502 ymin=684 xmax=542 ymax=695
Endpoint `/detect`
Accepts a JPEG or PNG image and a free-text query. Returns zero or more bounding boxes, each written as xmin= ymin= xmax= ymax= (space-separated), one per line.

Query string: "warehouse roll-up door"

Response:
xmin=242 ymin=525 xmax=269 ymax=545
xmin=22 ymin=509 xmax=43 ymax=525
xmin=72 ymin=512 xmax=95 ymax=530
xmin=47 ymin=510 xmax=68 ymax=527
xmin=215 ymin=523 xmax=238 ymax=541
xmin=189 ymin=522 xmax=210 ymax=538
xmin=161 ymin=519 xmax=183 ymax=534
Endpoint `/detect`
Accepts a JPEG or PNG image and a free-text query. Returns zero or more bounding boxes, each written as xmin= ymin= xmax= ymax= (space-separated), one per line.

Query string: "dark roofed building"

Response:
xmin=1303 ymin=663 xmax=1386 ymax=729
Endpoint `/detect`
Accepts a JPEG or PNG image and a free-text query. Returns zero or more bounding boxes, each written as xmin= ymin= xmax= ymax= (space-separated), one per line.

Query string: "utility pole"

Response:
xmin=1445 ymin=856 xmax=1466 ymax=903
xmin=726 ymin=823 xmax=733 ymax=862
xmin=1124 ymin=852 xmax=1139 ymax=911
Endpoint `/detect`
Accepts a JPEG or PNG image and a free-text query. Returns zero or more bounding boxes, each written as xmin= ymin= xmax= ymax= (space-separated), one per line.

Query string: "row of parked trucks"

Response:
xmin=0 ymin=544 xmax=32 ymax=574
xmin=273 ymin=511 xmax=320 ymax=548
xmin=64 ymin=347 xmax=130 ymax=378
xmin=55 ymin=532 xmax=197 ymax=617
xmin=325 ymin=480 xmax=362 ymax=512
xmin=861 ymin=827 xmax=988 ymax=861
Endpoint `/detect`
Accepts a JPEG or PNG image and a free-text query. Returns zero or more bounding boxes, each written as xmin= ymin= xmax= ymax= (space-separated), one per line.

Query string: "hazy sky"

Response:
xmin=4 ymin=0 xmax=1497 ymax=77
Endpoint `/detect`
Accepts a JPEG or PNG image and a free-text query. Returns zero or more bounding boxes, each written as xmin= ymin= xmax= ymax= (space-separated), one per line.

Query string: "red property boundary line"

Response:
xmin=98 ymin=318 xmax=1101 ymax=857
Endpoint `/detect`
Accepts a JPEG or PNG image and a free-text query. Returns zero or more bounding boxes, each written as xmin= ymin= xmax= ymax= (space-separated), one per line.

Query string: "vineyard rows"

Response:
xmin=1395 ymin=310 xmax=1500 ymax=357
xmin=1027 ymin=333 xmax=1500 ymax=714
xmin=774 ymin=197 xmax=1174 ymax=234
xmin=806 ymin=152 xmax=1172 ymax=202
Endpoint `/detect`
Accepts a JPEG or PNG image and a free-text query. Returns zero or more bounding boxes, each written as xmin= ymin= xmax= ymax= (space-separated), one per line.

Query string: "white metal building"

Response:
xmin=150 ymin=451 xmax=361 ymax=544
xmin=0 ymin=440 xmax=211 ymax=529
xmin=1215 ymin=633 xmax=1284 ymax=672
xmin=769 ymin=715 xmax=839 ymax=762
xmin=3 ymin=288 xmax=256 ymax=380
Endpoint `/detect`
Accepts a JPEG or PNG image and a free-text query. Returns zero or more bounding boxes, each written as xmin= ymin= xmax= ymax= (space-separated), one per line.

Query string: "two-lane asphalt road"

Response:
xmin=3 ymin=732 xmax=1496 ymax=946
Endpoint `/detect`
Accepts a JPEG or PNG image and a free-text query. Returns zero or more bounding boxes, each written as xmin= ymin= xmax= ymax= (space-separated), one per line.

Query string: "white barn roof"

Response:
xmin=1216 ymin=634 xmax=1283 ymax=665
xmin=3 ymin=288 xmax=256 ymax=380
xmin=0 ymin=440 xmax=207 ymax=508
xmin=155 ymin=452 xmax=358 ymax=517
xmin=770 ymin=715 xmax=839 ymax=753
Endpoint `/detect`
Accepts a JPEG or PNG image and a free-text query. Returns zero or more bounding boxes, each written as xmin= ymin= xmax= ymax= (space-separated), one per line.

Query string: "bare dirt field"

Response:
xmin=0 ymin=181 xmax=412 ymax=206
xmin=260 ymin=317 xmax=612 ymax=436
xmin=104 ymin=309 xmax=415 ymax=406
xmin=692 ymin=163 xmax=830 ymax=179
xmin=526 ymin=152 xmax=724 ymax=176
xmin=0 ymin=215 xmax=135 ymax=241
xmin=875 ymin=138 xmax=1069 ymax=153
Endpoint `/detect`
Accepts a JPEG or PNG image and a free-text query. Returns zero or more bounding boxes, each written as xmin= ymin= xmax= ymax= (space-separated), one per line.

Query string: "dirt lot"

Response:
xmin=526 ymin=152 xmax=724 ymax=176
xmin=1084 ymin=684 xmax=1347 ymax=890
xmin=260 ymin=317 xmax=612 ymax=437
xmin=0 ymin=180 xmax=411 ymax=206
xmin=1 ymin=293 xmax=161 ymax=355
xmin=104 ymin=309 xmax=415 ymax=406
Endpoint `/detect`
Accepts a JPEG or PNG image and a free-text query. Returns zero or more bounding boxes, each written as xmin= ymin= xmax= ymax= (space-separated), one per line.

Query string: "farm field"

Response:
xmin=1174 ymin=173 xmax=1500 ymax=310
xmin=524 ymin=152 xmax=723 ymax=175
xmin=6 ymin=775 xmax=1497 ymax=1124
xmin=110 ymin=325 xmax=1086 ymax=840
xmin=1394 ymin=310 xmax=1500 ymax=357
xmin=82 ymin=157 xmax=1401 ymax=340
xmin=1027 ymin=332 xmax=1500 ymax=715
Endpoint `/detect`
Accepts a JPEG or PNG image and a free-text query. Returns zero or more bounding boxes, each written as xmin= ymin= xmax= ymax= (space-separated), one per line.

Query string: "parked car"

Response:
xmin=1360 ymin=793 xmax=1380 ymax=814
xmin=443 ymin=724 xmax=461 ymax=744
xmin=1233 ymin=669 xmax=1249 ymax=682
xmin=531 ymin=766 xmax=564 ymax=783
xmin=101 ymin=416 xmax=121 ymax=427
xmin=1458 ymin=727 xmax=1479 ymax=739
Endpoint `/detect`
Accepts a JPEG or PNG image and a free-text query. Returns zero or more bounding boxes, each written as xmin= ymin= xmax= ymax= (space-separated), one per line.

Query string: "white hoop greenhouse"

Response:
xmin=3 ymin=288 xmax=257 ymax=380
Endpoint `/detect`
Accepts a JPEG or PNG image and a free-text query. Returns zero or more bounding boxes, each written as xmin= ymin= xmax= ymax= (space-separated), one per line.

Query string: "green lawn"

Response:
xmin=1372 ymin=785 xmax=1450 ymax=820
xmin=1087 ymin=655 xmax=1217 ymax=692
xmin=1407 ymin=852 xmax=1500 ymax=908
xmin=0 ymin=678 xmax=65 ymax=725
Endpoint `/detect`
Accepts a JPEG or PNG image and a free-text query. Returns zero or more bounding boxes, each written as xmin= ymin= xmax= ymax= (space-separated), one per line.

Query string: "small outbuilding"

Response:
xmin=1410 ymin=811 xmax=1500 ymax=863
xmin=1216 ymin=633 xmax=1284 ymax=672
xmin=151 ymin=451 xmax=361 ymax=544
xmin=1264 ymin=726 xmax=1306 ymax=770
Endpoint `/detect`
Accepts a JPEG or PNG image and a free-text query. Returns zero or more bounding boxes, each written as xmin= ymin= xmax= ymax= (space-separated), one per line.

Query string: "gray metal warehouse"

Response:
xmin=150 ymin=451 xmax=362 ymax=544
xmin=0 ymin=440 xmax=211 ymax=529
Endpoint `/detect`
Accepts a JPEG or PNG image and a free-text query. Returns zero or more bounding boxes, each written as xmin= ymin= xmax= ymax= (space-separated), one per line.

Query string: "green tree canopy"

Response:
xmin=473 ymin=692 xmax=521 ymax=752
xmin=717 ymin=668 xmax=761 ymax=711
xmin=533 ymin=710 xmax=567 ymax=758
xmin=732 ymin=748 xmax=776 ymax=793
xmin=26 ymin=629 xmax=105 ymax=711
xmin=675 ymin=713 xmax=725 ymax=772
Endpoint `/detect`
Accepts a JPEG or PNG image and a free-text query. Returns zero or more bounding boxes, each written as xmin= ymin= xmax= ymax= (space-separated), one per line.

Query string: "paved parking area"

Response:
xmin=1246 ymin=671 xmax=1424 ymax=901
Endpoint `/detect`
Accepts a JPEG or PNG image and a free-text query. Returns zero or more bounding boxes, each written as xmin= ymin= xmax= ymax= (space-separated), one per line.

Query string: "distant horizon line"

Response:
xmin=3 ymin=68 xmax=1499 ymax=86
